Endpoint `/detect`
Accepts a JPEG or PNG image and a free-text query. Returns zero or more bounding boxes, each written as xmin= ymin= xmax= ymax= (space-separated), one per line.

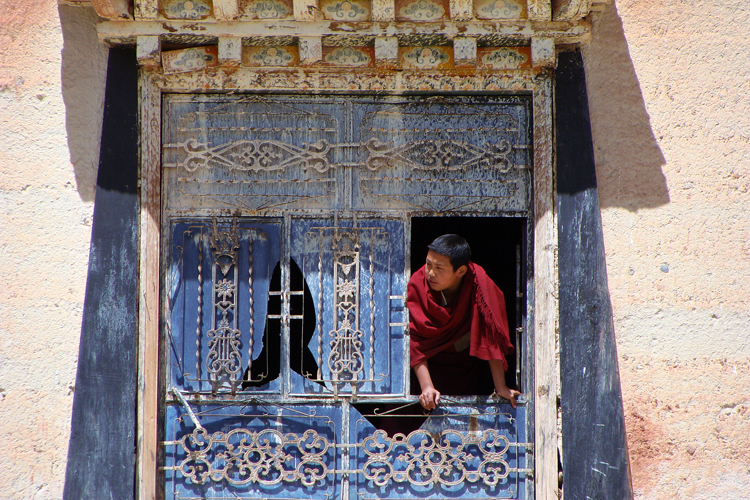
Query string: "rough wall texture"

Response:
xmin=583 ymin=1 xmax=750 ymax=498
xmin=0 ymin=2 xmax=107 ymax=499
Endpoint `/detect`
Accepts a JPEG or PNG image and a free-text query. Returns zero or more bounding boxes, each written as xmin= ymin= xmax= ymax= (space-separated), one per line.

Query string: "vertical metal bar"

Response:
xmin=340 ymin=398 xmax=350 ymax=500
xmin=247 ymin=231 xmax=254 ymax=382
xmin=515 ymin=242 xmax=521 ymax=389
xmin=369 ymin=229 xmax=375 ymax=384
xmin=196 ymin=233 xmax=203 ymax=385
xmin=402 ymin=213 xmax=412 ymax=397
xmin=281 ymin=213 xmax=292 ymax=398
xmin=317 ymin=228 xmax=324 ymax=380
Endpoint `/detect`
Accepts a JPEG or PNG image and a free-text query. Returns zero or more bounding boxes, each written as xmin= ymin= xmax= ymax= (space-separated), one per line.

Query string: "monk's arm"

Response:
xmin=413 ymin=360 xmax=440 ymax=410
xmin=488 ymin=359 xmax=521 ymax=408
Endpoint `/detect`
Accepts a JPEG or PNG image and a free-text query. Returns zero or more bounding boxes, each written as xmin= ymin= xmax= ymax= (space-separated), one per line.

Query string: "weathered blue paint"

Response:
xmin=63 ymin=48 xmax=139 ymax=500
xmin=556 ymin=50 xmax=633 ymax=500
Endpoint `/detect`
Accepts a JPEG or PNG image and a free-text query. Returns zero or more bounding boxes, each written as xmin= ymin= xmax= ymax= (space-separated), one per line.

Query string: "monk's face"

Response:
xmin=425 ymin=250 xmax=467 ymax=294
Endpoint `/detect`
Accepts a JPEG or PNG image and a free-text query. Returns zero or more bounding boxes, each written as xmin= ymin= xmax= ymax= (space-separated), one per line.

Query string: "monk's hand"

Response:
xmin=419 ymin=387 xmax=441 ymax=410
xmin=494 ymin=386 xmax=522 ymax=409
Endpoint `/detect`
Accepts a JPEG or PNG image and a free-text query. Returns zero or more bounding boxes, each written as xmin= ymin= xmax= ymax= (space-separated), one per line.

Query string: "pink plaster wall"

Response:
xmin=583 ymin=1 xmax=750 ymax=498
xmin=0 ymin=2 xmax=106 ymax=498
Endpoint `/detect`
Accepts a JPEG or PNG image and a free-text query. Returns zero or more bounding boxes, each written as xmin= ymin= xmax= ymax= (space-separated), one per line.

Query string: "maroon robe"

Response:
xmin=408 ymin=262 xmax=514 ymax=376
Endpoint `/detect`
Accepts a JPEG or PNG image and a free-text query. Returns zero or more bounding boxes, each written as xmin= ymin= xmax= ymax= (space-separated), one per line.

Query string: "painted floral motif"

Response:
xmin=321 ymin=0 xmax=370 ymax=21
xmin=480 ymin=48 xmax=529 ymax=69
xmin=247 ymin=46 xmax=295 ymax=66
xmin=475 ymin=0 xmax=523 ymax=19
xmin=162 ymin=0 xmax=212 ymax=19
xmin=401 ymin=47 xmax=450 ymax=69
xmin=398 ymin=0 xmax=445 ymax=21
xmin=246 ymin=0 xmax=291 ymax=18
xmin=162 ymin=46 xmax=218 ymax=74
xmin=324 ymin=47 xmax=372 ymax=67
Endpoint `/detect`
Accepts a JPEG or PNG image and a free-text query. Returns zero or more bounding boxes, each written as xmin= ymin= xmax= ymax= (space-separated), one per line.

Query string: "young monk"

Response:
xmin=408 ymin=234 xmax=522 ymax=410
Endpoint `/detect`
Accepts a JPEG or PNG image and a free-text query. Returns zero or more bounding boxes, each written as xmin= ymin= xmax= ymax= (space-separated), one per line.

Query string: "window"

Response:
xmin=157 ymin=94 xmax=536 ymax=499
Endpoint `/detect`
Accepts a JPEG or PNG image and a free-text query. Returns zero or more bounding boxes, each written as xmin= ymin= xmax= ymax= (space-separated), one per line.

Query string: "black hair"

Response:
xmin=427 ymin=234 xmax=471 ymax=270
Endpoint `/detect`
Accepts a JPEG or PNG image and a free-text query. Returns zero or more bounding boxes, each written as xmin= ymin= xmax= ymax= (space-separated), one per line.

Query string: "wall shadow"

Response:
xmin=581 ymin=2 xmax=670 ymax=210
xmin=59 ymin=4 xmax=108 ymax=202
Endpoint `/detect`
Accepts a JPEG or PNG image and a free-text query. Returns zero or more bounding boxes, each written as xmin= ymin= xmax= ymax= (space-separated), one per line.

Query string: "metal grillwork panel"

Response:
xmin=163 ymin=402 xmax=530 ymax=500
xmin=163 ymin=95 xmax=531 ymax=216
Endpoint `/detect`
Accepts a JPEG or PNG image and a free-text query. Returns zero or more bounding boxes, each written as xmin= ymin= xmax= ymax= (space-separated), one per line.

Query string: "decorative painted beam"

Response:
xmin=449 ymin=0 xmax=472 ymax=21
xmin=453 ymin=37 xmax=476 ymax=67
xmin=531 ymin=36 xmax=554 ymax=69
xmin=92 ymin=0 xmax=133 ymax=19
xmin=136 ymin=35 xmax=161 ymax=66
xmin=98 ymin=19 xmax=591 ymax=44
xmin=298 ymin=36 xmax=323 ymax=64
xmin=214 ymin=0 xmax=240 ymax=20
xmin=219 ymin=37 xmax=243 ymax=66
xmin=294 ymin=0 xmax=319 ymax=21
xmin=372 ymin=0 xmax=395 ymax=22
xmin=527 ymin=0 xmax=551 ymax=22
xmin=134 ymin=0 xmax=158 ymax=20
xmin=374 ymin=36 xmax=398 ymax=68
xmin=552 ymin=0 xmax=590 ymax=22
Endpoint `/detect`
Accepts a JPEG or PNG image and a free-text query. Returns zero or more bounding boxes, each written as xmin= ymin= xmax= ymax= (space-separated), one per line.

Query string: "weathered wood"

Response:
xmin=92 ymin=0 xmax=132 ymax=19
xmin=449 ymin=0 xmax=472 ymax=21
xmin=371 ymin=0 xmax=395 ymax=21
xmin=298 ymin=36 xmax=323 ymax=64
xmin=453 ymin=37 xmax=477 ymax=67
xmin=137 ymin=68 xmax=162 ymax=500
xmin=532 ymin=70 xmax=559 ymax=500
xmin=552 ymin=0 xmax=590 ymax=21
xmin=527 ymin=0 xmax=551 ymax=21
xmin=214 ymin=0 xmax=240 ymax=20
xmin=531 ymin=36 xmax=554 ymax=68
xmin=294 ymin=0 xmax=318 ymax=20
xmin=136 ymin=35 xmax=161 ymax=67
xmin=219 ymin=37 xmax=243 ymax=66
xmin=556 ymin=50 xmax=633 ymax=500
xmin=62 ymin=47 xmax=138 ymax=500
xmin=97 ymin=19 xmax=592 ymax=45
xmin=134 ymin=0 xmax=158 ymax=20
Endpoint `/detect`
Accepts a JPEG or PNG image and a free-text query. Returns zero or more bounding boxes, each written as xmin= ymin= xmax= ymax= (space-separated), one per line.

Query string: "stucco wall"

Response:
xmin=0 ymin=0 xmax=748 ymax=499
xmin=0 ymin=2 xmax=107 ymax=498
xmin=583 ymin=1 xmax=750 ymax=498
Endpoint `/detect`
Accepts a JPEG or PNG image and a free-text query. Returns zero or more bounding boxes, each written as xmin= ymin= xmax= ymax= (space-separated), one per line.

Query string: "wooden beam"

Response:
xmin=136 ymin=68 xmax=161 ymax=500
xmin=92 ymin=0 xmax=132 ymax=19
xmin=134 ymin=0 xmax=158 ymax=20
xmin=552 ymin=0 xmax=591 ymax=22
xmin=371 ymin=0 xmax=395 ymax=22
xmin=527 ymin=0 xmax=551 ymax=22
xmin=136 ymin=35 xmax=161 ymax=67
xmin=97 ymin=19 xmax=592 ymax=45
xmin=214 ymin=0 xmax=240 ymax=21
xmin=532 ymin=71 xmax=559 ymax=500
xmin=219 ymin=37 xmax=243 ymax=66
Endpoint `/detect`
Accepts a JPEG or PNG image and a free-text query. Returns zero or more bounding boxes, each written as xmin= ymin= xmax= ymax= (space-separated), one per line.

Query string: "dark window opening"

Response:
xmin=356 ymin=216 xmax=527 ymax=435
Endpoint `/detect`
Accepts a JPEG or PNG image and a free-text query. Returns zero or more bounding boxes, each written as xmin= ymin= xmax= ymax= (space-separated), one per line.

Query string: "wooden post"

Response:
xmin=134 ymin=0 xmax=159 ymax=20
xmin=449 ymin=0 xmax=472 ymax=21
xmin=136 ymin=69 xmax=161 ymax=500
xmin=371 ymin=0 xmax=395 ymax=21
xmin=219 ymin=37 xmax=243 ymax=66
xmin=527 ymin=0 xmax=552 ymax=21
xmin=214 ymin=0 xmax=240 ymax=20
xmin=533 ymin=69 xmax=559 ymax=500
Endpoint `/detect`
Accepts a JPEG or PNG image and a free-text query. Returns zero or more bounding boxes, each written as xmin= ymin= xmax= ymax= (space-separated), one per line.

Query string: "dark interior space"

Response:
xmin=356 ymin=216 xmax=527 ymax=435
